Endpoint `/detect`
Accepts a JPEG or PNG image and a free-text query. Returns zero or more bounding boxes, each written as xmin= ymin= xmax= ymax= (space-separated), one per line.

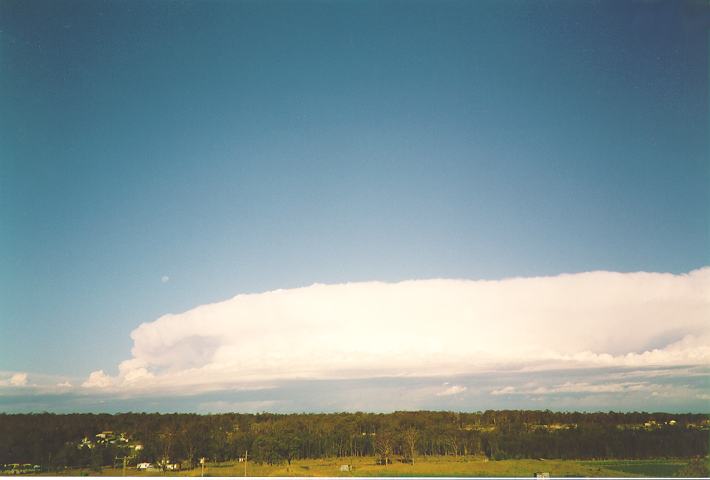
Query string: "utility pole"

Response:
xmin=122 ymin=456 xmax=127 ymax=477
xmin=244 ymin=450 xmax=248 ymax=477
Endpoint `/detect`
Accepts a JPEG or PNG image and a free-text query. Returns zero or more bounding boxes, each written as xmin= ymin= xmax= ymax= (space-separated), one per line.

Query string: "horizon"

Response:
xmin=2 ymin=407 xmax=708 ymax=414
xmin=1 ymin=0 xmax=709 ymax=414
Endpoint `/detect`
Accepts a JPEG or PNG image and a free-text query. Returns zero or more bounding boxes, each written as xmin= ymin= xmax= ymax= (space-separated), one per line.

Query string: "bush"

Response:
xmin=675 ymin=457 xmax=709 ymax=478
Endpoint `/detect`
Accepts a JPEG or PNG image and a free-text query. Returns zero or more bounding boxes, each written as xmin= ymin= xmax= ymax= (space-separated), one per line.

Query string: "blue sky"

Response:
xmin=1 ymin=0 xmax=708 ymax=412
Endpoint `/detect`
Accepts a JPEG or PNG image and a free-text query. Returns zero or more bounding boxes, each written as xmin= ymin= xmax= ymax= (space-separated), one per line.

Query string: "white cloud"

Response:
xmin=491 ymin=386 xmax=517 ymax=396
xmin=540 ymin=382 xmax=654 ymax=394
xmin=82 ymin=370 xmax=113 ymax=389
xmin=88 ymin=268 xmax=710 ymax=393
xmin=0 ymin=371 xmax=82 ymax=393
xmin=8 ymin=373 xmax=28 ymax=386
xmin=490 ymin=379 xmax=710 ymax=404
xmin=527 ymin=381 xmax=657 ymax=395
xmin=161 ymin=275 xmax=170 ymax=283
xmin=118 ymin=359 xmax=155 ymax=383
xmin=436 ymin=384 xmax=467 ymax=396
xmin=601 ymin=366 xmax=709 ymax=380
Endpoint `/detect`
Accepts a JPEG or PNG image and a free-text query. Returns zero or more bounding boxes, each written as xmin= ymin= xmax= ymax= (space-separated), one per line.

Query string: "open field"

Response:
xmin=38 ymin=456 xmax=702 ymax=477
xmin=579 ymin=460 xmax=691 ymax=477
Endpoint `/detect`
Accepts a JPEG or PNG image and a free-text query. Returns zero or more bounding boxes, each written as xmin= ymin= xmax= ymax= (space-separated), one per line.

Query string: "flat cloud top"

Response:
xmin=81 ymin=268 xmax=709 ymax=393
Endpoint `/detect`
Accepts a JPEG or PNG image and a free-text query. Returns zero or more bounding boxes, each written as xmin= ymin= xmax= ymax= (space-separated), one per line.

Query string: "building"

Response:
xmin=96 ymin=431 xmax=117 ymax=444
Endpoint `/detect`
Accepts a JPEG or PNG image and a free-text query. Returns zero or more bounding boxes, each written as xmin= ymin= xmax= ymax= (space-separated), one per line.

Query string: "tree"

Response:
xmin=157 ymin=423 xmax=177 ymax=470
xmin=374 ymin=430 xmax=393 ymax=466
xmin=1 ymin=411 xmax=709 ymax=469
xmin=252 ymin=434 xmax=283 ymax=465
xmin=178 ymin=425 xmax=196 ymax=470
xmin=403 ymin=427 xmax=418 ymax=465
xmin=276 ymin=432 xmax=301 ymax=471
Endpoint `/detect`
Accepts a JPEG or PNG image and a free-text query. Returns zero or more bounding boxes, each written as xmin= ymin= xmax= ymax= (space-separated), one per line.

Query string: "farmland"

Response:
xmin=42 ymin=456 xmax=700 ymax=477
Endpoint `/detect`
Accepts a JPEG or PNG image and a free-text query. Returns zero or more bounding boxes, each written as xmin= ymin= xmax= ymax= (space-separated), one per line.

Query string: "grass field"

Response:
xmin=579 ymin=460 xmax=689 ymax=477
xmin=40 ymin=456 xmax=704 ymax=477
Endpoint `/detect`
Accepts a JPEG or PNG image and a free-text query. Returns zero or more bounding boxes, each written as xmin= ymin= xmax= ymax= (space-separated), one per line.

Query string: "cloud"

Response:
xmin=531 ymin=382 xmax=655 ymax=394
xmin=161 ymin=275 xmax=170 ymax=283
xmin=4 ymin=365 xmax=707 ymax=413
xmin=86 ymin=268 xmax=710 ymax=394
xmin=10 ymin=373 xmax=28 ymax=386
xmin=0 ymin=372 xmax=30 ymax=387
xmin=118 ymin=359 xmax=155 ymax=383
xmin=82 ymin=370 xmax=113 ymax=389
xmin=491 ymin=386 xmax=517 ymax=396
xmin=0 ymin=371 xmax=87 ymax=395
xmin=436 ymin=384 xmax=467 ymax=396
xmin=493 ymin=381 xmax=659 ymax=395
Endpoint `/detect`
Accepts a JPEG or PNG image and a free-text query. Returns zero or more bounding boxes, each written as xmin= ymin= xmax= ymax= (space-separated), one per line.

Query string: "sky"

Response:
xmin=1 ymin=0 xmax=709 ymax=413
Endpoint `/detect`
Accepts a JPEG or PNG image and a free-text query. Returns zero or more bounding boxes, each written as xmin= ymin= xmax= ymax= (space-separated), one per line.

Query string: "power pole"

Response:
xmin=244 ymin=450 xmax=248 ymax=477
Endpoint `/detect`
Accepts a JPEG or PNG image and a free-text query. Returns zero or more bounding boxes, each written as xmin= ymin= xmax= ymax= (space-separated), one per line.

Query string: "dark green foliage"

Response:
xmin=0 ymin=411 xmax=707 ymax=469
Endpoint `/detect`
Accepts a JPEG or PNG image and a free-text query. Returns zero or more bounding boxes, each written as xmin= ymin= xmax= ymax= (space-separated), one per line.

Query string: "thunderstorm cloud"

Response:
xmin=82 ymin=268 xmax=709 ymax=394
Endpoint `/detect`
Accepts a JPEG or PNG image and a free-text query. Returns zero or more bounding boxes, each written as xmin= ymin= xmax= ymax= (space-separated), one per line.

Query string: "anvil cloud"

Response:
xmin=88 ymin=268 xmax=710 ymax=393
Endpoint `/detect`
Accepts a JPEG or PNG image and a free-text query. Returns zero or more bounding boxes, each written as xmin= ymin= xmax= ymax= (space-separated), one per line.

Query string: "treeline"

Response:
xmin=0 ymin=411 xmax=707 ymax=469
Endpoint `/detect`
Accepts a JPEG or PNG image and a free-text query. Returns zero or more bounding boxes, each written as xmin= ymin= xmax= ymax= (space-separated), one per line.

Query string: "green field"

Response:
xmin=579 ymin=460 xmax=690 ymax=477
xmin=41 ymin=456 xmax=705 ymax=477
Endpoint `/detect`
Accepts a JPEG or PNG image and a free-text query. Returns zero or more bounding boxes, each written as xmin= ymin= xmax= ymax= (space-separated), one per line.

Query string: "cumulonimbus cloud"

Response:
xmin=86 ymin=268 xmax=710 ymax=392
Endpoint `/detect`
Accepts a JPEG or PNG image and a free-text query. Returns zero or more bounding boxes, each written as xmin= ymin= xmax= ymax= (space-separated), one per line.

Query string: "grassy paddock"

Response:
xmin=42 ymin=456 xmax=701 ymax=477
xmin=580 ymin=459 xmax=689 ymax=477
